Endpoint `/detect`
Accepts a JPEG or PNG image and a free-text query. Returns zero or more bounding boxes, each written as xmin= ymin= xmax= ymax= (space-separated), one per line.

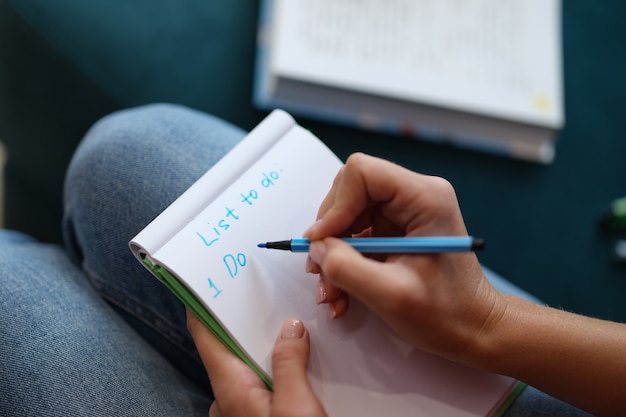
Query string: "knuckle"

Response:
xmin=344 ymin=152 xmax=368 ymax=167
xmin=319 ymin=248 xmax=349 ymax=282
xmin=422 ymin=176 xmax=462 ymax=220
xmin=271 ymin=342 xmax=294 ymax=365
xmin=272 ymin=338 xmax=307 ymax=368
xmin=343 ymin=152 xmax=371 ymax=176
xmin=386 ymin=281 xmax=421 ymax=314
xmin=429 ymin=176 xmax=457 ymax=201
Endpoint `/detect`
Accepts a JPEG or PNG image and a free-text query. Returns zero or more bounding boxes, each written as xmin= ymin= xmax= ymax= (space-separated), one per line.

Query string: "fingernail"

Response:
xmin=306 ymin=254 xmax=322 ymax=274
xmin=333 ymin=294 xmax=349 ymax=319
xmin=328 ymin=304 xmax=337 ymax=320
xmin=309 ymin=241 xmax=327 ymax=265
xmin=316 ymin=278 xmax=327 ymax=304
xmin=281 ymin=319 xmax=305 ymax=340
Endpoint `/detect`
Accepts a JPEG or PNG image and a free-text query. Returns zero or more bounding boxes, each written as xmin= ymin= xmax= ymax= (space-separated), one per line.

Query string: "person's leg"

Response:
xmin=0 ymin=230 xmax=211 ymax=416
xmin=62 ymin=103 xmax=246 ymax=390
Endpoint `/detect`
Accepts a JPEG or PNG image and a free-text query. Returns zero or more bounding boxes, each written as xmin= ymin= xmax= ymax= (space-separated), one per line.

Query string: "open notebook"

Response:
xmin=129 ymin=110 xmax=523 ymax=416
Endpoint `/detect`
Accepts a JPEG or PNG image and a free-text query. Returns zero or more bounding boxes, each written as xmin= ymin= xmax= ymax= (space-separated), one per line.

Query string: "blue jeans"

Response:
xmin=0 ymin=104 xmax=592 ymax=416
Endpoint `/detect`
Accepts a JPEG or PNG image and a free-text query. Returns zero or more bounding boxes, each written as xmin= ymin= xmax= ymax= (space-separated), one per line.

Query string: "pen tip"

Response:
xmin=257 ymin=242 xmax=267 ymax=248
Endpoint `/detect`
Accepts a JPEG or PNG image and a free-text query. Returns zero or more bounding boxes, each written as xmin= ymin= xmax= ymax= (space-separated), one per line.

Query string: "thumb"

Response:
xmin=271 ymin=319 xmax=327 ymax=417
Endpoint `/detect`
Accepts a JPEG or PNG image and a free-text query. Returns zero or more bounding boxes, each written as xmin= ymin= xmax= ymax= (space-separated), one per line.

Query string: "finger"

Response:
xmin=315 ymin=276 xmax=342 ymax=305
xmin=208 ymin=401 xmax=222 ymax=417
xmin=307 ymin=153 xmax=467 ymax=241
xmin=271 ymin=319 xmax=327 ymax=417
xmin=308 ymin=239 xmax=411 ymax=314
xmin=306 ymin=153 xmax=373 ymax=240
xmin=305 ymin=253 xmax=321 ymax=275
xmin=186 ymin=310 xmax=270 ymax=414
xmin=327 ymin=291 xmax=349 ymax=319
xmin=316 ymin=276 xmax=349 ymax=319
xmin=186 ymin=310 xmax=235 ymax=376
xmin=313 ymin=164 xmax=345 ymax=221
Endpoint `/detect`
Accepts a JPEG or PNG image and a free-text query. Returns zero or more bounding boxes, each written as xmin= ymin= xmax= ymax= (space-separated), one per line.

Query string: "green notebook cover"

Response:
xmin=142 ymin=255 xmax=273 ymax=389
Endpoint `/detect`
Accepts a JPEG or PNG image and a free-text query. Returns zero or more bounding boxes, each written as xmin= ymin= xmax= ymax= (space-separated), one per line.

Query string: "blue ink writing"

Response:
xmin=207 ymin=278 xmax=223 ymax=298
xmin=224 ymin=253 xmax=247 ymax=278
xmin=197 ymin=164 xmax=283 ymax=300
xmin=225 ymin=206 xmax=239 ymax=221
xmin=197 ymin=230 xmax=218 ymax=247
xmin=196 ymin=206 xmax=239 ymax=247
xmin=240 ymin=189 xmax=259 ymax=205
xmin=261 ymin=170 xmax=280 ymax=188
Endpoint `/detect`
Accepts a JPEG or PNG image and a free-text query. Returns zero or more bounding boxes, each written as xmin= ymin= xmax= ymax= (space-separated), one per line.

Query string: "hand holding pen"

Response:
xmin=299 ymin=153 xmax=501 ymax=363
xmin=201 ymin=152 xmax=626 ymax=415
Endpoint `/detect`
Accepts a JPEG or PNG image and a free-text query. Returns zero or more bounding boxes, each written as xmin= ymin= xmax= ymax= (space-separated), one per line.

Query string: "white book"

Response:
xmin=255 ymin=0 xmax=564 ymax=163
xmin=130 ymin=110 xmax=523 ymax=416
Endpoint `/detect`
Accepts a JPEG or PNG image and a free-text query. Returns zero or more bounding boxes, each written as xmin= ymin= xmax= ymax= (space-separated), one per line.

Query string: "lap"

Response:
xmin=0 ymin=230 xmax=211 ymax=416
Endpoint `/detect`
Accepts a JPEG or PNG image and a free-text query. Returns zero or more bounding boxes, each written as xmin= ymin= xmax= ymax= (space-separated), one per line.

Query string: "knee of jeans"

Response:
xmin=63 ymin=104 xmax=193 ymax=211
xmin=0 ymin=229 xmax=38 ymax=246
xmin=61 ymin=104 xmax=245 ymax=263
xmin=64 ymin=103 xmax=244 ymax=197
xmin=66 ymin=103 xmax=193 ymax=176
xmin=64 ymin=103 xmax=245 ymax=207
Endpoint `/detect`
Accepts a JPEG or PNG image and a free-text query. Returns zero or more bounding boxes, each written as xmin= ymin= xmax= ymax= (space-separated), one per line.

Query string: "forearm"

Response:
xmin=472 ymin=294 xmax=626 ymax=416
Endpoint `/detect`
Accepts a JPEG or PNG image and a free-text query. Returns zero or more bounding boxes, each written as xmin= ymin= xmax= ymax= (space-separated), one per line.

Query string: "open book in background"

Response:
xmin=130 ymin=110 xmax=523 ymax=416
xmin=254 ymin=0 xmax=563 ymax=164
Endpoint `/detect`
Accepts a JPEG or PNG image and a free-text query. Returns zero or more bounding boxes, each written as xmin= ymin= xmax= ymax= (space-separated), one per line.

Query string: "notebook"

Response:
xmin=129 ymin=109 xmax=523 ymax=416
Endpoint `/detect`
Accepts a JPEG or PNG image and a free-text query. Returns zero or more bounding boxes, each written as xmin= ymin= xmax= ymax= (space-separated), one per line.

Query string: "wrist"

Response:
xmin=460 ymin=292 xmax=521 ymax=372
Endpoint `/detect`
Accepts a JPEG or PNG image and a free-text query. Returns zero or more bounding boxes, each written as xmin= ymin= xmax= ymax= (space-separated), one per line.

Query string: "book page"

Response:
xmin=146 ymin=115 xmax=519 ymax=416
xmin=270 ymin=0 xmax=562 ymax=127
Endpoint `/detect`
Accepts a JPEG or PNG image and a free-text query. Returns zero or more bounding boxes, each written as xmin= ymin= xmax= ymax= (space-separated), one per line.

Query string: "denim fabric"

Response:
xmin=62 ymin=103 xmax=246 ymax=393
xmin=0 ymin=230 xmax=210 ymax=416
xmin=0 ymin=104 xmax=593 ymax=416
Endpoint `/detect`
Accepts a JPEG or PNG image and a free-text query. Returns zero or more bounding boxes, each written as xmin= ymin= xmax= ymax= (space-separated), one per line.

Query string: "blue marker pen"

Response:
xmin=257 ymin=236 xmax=484 ymax=253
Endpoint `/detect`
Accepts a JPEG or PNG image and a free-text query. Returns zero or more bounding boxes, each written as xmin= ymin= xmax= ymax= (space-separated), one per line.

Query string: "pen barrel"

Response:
xmin=344 ymin=236 xmax=477 ymax=253
xmin=289 ymin=237 xmax=480 ymax=253
xmin=290 ymin=238 xmax=311 ymax=252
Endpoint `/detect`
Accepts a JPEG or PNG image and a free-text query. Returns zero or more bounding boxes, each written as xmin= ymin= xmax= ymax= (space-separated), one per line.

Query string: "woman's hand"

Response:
xmin=187 ymin=310 xmax=327 ymax=417
xmin=304 ymin=152 xmax=505 ymax=364
xmin=187 ymin=152 xmax=626 ymax=416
